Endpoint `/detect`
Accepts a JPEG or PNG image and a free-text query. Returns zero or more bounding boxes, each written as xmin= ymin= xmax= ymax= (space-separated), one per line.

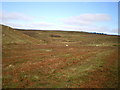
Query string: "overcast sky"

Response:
xmin=1 ymin=2 xmax=118 ymax=35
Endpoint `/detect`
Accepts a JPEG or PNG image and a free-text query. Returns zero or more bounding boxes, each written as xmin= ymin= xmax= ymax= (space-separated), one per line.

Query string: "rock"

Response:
xmin=96 ymin=45 xmax=99 ymax=46
xmin=66 ymin=45 xmax=68 ymax=46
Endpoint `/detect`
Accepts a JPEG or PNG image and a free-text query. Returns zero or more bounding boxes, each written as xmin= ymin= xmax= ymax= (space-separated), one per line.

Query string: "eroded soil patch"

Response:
xmin=2 ymin=44 xmax=118 ymax=88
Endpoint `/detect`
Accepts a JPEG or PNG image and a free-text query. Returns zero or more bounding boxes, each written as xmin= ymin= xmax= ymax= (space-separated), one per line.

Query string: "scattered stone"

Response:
xmin=24 ymin=75 xmax=27 ymax=78
xmin=46 ymin=49 xmax=52 ymax=52
xmin=3 ymin=34 xmax=5 ymax=36
xmin=34 ymin=75 xmax=39 ymax=79
xmin=8 ymin=64 xmax=14 ymax=68
xmin=66 ymin=45 xmax=68 ymax=46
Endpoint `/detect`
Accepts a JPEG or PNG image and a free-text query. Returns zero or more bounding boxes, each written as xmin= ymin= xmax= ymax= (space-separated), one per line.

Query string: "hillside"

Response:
xmin=19 ymin=29 xmax=119 ymax=46
xmin=2 ymin=24 xmax=119 ymax=46
xmin=2 ymin=25 xmax=41 ymax=45
xmin=2 ymin=25 xmax=119 ymax=88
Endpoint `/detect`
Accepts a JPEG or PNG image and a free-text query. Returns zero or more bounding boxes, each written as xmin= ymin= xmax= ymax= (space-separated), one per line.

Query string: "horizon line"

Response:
xmin=1 ymin=24 xmax=119 ymax=36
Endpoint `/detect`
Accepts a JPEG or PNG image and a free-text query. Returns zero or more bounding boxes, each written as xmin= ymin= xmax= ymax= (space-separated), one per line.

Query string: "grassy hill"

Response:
xmin=2 ymin=24 xmax=119 ymax=46
xmin=2 ymin=25 xmax=41 ymax=45
xmin=2 ymin=24 xmax=119 ymax=88
xmin=19 ymin=29 xmax=118 ymax=46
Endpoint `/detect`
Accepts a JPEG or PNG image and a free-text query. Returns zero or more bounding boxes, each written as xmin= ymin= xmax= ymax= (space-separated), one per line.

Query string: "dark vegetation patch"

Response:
xmin=50 ymin=34 xmax=61 ymax=37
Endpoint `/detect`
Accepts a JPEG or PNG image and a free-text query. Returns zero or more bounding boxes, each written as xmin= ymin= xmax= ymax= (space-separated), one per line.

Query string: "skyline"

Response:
xmin=1 ymin=2 xmax=118 ymax=35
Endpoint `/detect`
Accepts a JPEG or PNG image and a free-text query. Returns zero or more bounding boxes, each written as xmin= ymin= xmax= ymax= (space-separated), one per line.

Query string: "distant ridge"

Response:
xmin=14 ymin=28 xmax=117 ymax=36
xmin=1 ymin=24 xmax=118 ymax=36
xmin=15 ymin=28 xmax=108 ymax=36
xmin=1 ymin=24 xmax=119 ymax=46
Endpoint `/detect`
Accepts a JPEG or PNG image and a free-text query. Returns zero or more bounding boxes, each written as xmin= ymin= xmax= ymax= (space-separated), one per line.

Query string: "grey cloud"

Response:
xmin=1 ymin=12 xmax=33 ymax=22
xmin=62 ymin=13 xmax=111 ymax=26
xmin=2 ymin=21 xmax=56 ymax=30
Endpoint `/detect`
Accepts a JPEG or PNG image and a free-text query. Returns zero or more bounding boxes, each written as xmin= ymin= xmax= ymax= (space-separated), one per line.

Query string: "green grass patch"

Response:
xmin=49 ymin=50 xmax=113 ymax=88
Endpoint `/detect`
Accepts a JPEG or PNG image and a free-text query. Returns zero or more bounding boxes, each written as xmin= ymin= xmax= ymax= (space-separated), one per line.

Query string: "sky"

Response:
xmin=1 ymin=2 xmax=118 ymax=35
